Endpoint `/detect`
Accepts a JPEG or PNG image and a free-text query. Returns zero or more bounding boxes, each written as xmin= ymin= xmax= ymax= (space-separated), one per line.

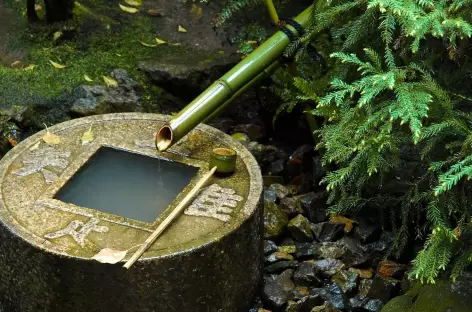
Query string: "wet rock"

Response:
xmin=265 ymin=188 xmax=278 ymax=203
xmin=367 ymin=275 xmax=400 ymax=303
xmin=280 ymin=237 xmax=297 ymax=246
xmin=269 ymin=159 xmax=285 ymax=176
xmin=359 ymin=279 xmax=373 ymax=296
xmin=264 ymin=240 xmax=278 ymax=255
xmin=295 ymin=192 xmax=329 ymax=223
xmin=263 ymin=176 xmax=285 ymax=187
xmin=340 ymin=232 xmax=394 ymax=268
xmin=349 ymin=294 xmax=369 ymax=310
xmin=266 ymin=252 xmax=295 ymax=263
xmin=318 ymin=242 xmax=347 ymax=259
xmin=291 ymin=286 xmax=310 ymax=301
xmin=262 ymin=270 xmax=296 ymax=311
xmin=287 ymin=144 xmax=314 ymax=179
xmin=311 ymin=302 xmax=341 ymax=312
xmin=208 ymin=117 xmax=234 ymax=133
xmin=258 ymin=309 xmax=272 ymax=312
xmin=354 ymin=223 xmax=382 ymax=244
xmin=70 ymin=83 xmax=142 ymax=116
xmin=312 ymin=156 xmax=325 ymax=186
xmin=293 ymin=261 xmax=322 ymax=287
xmin=264 ymin=201 xmax=289 ymax=239
xmin=110 ymin=69 xmax=140 ymax=90
xmin=265 ymin=261 xmax=299 ymax=274
xmin=349 ymin=268 xmax=374 ymax=279
xmin=312 ymin=222 xmax=345 ymax=242
xmin=288 ymin=214 xmax=314 ymax=243
xmin=295 ymin=243 xmax=319 ymax=259
xmin=364 ymin=299 xmax=384 ymax=312
xmin=248 ymin=142 xmax=286 ymax=165
xmin=280 ymin=198 xmax=302 ymax=218
xmin=270 ymin=184 xmax=290 ymax=200
xmin=233 ymin=124 xmax=264 ymax=141
xmin=294 ymin=295 xmax=324 ymax=312
xmin=138 ymin=51 xmax=239 ymax=98
xmin=376 ymin=260 xmax=408 ymax=280
xmin=323 ymin=284 xmax=349 ymax=311
xmin=285 ymin=300 xmax=297 ymax=312
xmin=289 ymin=173 xmax=313 ymax=195
xmin=278 ymin=245 xmax=297 ymax=254
xmin=313 ymin=259 xmax=345 ymax=277
xmin=332 ymin=270 xmax=359 ymax=295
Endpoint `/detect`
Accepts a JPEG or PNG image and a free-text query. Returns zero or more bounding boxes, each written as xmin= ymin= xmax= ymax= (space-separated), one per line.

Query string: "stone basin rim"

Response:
xmin=0 ymin=112 xmax=263 ymax=262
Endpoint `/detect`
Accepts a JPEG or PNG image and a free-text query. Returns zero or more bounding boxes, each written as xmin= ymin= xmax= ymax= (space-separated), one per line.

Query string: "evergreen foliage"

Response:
xmin=212 ymin=0 xmax=472 ymax=283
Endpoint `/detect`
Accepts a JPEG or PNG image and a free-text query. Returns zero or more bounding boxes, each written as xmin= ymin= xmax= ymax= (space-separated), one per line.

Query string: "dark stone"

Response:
xmin=280 ymin=198 xmax=302 ymax=218
xmin=317 ymin=242 xmax=347 ymax=259
xmin=27 ymin=0 xmax=74 ymax=23
xmin=287 ymin=144 xmax=314 ymax=179
xmin=264 ymin=261 xmax=299 ymax=274
xmin=269 ymin=159 xmax=285 ymax=176
xmin=264 ymin=201 xmax=289 ymax=239
xmin=354 ymin=223 xmax=382 ymax=244
xmin=349 ymin=294 xmax=369 ymax=311
xmin=294 ymin=295 xmax=324 ymax=312
xmin=208 ymin=118 xmax=235 ymax=134
xmin=289 ymin=173 xmax=313 ymax=195
xmin=359 ymin=279 xmax=373 ymax=296
xmin=264 ymin=188 xmax=278 ymax=203
xmin=340 ymin=232 xmax=394 ymax=268
xmin=295 ymin=243 xmax=319 ymax=259
xmin=266 ymin=252 xmax=294 ymax=263
xmin=367 ymin=275 xmax=400 ymax=303
xmin=270 ymin=184 xmax=290 ymax=200
xmin=232 ymin=124 xmax=264 ymax=141
xmin=312 ymin=156 xmax=325 ymax=186
xmin=313 ymin=259 xmax=345 ymax=277
xmin=111 ymin=69 xmax=140 ymax=91
xmin=262 ymin=270 xmax=296 ymax=311
xmin=295 ymin=192 xmax=329 ymax=223
xmin=291 ymin=286 xmax=310 ymax=301
xmin=288 ymin=215 xmax=314 ymax=243
xmin=364 ymin=299 xmax=384 ymax=312
xmin=332 ymin=270 xmax=359 ymax=295
xmin=293 ymin=262 xmax=322 ymax=287
xmin=311 ymin=302 xmax=341 ymax=312
xmin=280 ymin=237 xmax=297 ymax=246
xmin=248 ymin=142 xmax=287 ymax=166
xmin=138 ymin=51 xmax=240 ymax=98
xmin=323 ymin=284 xmax=349 ymax=311
xmin=312 ymin=222 xmax=345 ymax=242
xmin=264 ymin=240 xmax=278 ymax=255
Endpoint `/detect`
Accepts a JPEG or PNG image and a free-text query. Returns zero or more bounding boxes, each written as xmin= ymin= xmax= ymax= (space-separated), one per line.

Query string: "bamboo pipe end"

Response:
xmin=156 ymin=124 xmax=173 ymax=152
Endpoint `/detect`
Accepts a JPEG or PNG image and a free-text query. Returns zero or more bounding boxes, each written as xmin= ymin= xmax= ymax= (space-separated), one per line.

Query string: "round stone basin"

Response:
xmin=0 ymin=113 xmax=263 ymax=312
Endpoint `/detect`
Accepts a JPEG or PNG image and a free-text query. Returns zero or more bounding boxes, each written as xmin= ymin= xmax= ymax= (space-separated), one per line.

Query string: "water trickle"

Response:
xmin=54 ymin=147 xmax=198 ymax=223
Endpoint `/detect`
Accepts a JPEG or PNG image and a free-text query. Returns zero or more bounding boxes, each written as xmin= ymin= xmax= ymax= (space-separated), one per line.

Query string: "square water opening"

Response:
xmin=54 ymin=147 xmax=199 ymax=223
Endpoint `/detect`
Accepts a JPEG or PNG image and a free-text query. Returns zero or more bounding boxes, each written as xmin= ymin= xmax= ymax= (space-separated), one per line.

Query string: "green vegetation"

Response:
xmin=213 ymin=0 xmax=472 ymax=283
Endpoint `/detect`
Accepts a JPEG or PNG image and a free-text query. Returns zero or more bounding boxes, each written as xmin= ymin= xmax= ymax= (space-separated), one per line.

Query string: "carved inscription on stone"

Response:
xmin=184 ymin=184 xmax=243 ymax=222
xmin=12 ymin=146 xmax=71 ymax=184
xmin=44 ymin=218 xmax=108 ymax=247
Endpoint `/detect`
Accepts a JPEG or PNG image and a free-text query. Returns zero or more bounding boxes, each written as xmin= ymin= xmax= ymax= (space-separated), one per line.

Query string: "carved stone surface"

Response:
xmin=0 ymin=113 xmax=263 ymax=312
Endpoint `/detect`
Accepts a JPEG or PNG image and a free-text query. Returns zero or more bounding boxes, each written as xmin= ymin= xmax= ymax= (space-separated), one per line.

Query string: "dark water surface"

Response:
xmin=55 ymin=147 xmax=198 ymax=223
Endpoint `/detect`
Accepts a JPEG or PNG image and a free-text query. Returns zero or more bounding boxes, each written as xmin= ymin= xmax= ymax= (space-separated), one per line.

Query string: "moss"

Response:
xmin=0 ymin=0 xmax=189 ymax=111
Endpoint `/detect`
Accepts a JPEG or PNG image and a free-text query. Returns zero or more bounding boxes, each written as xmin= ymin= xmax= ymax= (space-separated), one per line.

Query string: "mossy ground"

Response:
xmin=0 ymin=0 xmax=193 ymax=113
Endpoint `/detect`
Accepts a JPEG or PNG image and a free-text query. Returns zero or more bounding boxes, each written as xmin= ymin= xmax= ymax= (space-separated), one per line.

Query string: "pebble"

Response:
xmin=313 ymin=259 xmax=345 ymax=277
xmin=312 ymin=222 xmax=345 ymax=242
xmin=288 ymin=214 xmax=314 ymax=243
xmin=293 ymin=261 xmax=322 ymax=287
xmin=264 ymin=260 xmax=299 ymax=274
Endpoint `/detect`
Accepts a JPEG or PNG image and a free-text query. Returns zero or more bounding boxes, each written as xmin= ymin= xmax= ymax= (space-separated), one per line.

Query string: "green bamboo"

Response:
xmin=264 ymin=0 xmax=279 ymax=23
xmin=156 ymin=5 xmax=313 ymax=152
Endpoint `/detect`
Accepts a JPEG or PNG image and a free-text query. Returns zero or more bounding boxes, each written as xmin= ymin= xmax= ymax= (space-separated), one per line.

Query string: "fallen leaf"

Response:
xmin=7 ymin=137 xmax=17 ymax=147
xmin=147 ymin=9 xmax=161 ymax=16
xmin=218 ymin=50 xmax=224 ymax=54
xmin=81 ymin=124 xmax=94 ymax=145
xmin=330 ymin=216 xmax=358 ymax=233
xmin=24 ymin=64 xmax=37 ymax=71
xmin=140 ymin=41 xmax=157 ymax=47
xmin=10 ymin=61 xmax=21 ymax=68
xmin=119 ymin=4 xmax=138 ymax=13
xmin=53 ymin=31 xmax=62 ymax=41
xmin=92 ymin=248 xmax=127 ymax=264
xmin=171 ymin=43 xmax=181 ymax=46
xmin=42 ymin=124 xmax=61 ymax=145
xmin=30 ymin=141 xmax=41 ymax=151
xmin=84 ymin=74 xmax=93 ymax=82
xmin=116 ymin=53 xmax=122 ymax=57
xmin=190 ymin=4 xmax=203 ymax=19
xmin=49 ymin=60 xmax=66 ymax=69
xmin=103 ymin=76 xmax=118 ymax=87
xmin=124 ymin=0 xmax=142 ymax=6
xmin=178 ymin=25 xmax=187 ymax=33
xmin=155 ymin=38 xmax=167 ymax=44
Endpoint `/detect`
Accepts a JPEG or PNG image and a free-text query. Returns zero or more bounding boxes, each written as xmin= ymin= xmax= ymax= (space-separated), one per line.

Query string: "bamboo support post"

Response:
xmin=123 ymin=166 xmax=218 ymax=269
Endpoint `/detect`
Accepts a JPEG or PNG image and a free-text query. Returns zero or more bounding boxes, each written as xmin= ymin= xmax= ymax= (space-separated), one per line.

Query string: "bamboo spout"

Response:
xmin=156 ymin=5 xmax=313 ymax=152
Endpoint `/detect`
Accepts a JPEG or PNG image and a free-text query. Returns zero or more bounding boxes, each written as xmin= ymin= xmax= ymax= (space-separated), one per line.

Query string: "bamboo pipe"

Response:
xmin=156 ymin=5 xmax=313 ymax=152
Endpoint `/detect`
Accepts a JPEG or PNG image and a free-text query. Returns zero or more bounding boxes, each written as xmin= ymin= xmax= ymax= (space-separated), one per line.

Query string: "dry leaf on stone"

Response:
xmin=92 ymin=248 xmax=128 ymax=264
xmin=81 ymin=125 xmax=94 ymax=145
xmin=42 ymin=124 xmax=61 ymax=145
xmin=119 ymin=4 xmax=138 ymax=13
xmin=124 ymin=0 xmax=142 ymax=6
xmin=49 ymin=60 xmax=66 ymax=69
xmin=155 ymin=38 xmax=167 ymax=44
xmin=103 ymin=75 xmax=118 ymax=87
xmin=178 ymin=25 xmax=187 ymax=33
xmin=140 ymin=41 xmax=157 ymax=47
xmin=84 ymin=74 xmax=93 ymax=82
xmin=330 ymin=216 xmax=358 ymax=233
